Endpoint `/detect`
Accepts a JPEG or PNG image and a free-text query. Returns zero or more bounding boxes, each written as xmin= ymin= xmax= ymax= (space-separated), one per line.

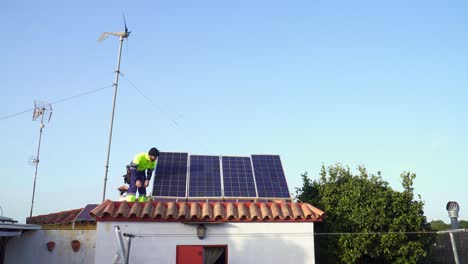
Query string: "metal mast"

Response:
xmin=30 ymin=101 xmax=52 ymax=217
xmin=98 ymin=18 xmax=130 ymax=201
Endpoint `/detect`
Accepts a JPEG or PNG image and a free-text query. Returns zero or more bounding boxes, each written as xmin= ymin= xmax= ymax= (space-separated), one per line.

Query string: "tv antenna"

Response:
xmin=29 ymin=100 xmax=52 ymax=217
xmin=99 ymin=14 xmax=131 ymax=201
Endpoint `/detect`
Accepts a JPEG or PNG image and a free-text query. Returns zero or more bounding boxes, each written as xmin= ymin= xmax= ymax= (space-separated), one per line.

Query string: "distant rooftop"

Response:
xmin=26 ymin=204 xmax=97 ymax=226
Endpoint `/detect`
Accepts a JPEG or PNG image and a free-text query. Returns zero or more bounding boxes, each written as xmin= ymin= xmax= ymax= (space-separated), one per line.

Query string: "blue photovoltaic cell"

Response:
xmin=152 ymin=152 xmax=188 ymax=197
xmin=222 ymin=156 xmax=256 ymax=197
xmin=189 ymin=155 xmax=222 ymax=197
xmin=251 ymin=155 xmax=290 ymax=198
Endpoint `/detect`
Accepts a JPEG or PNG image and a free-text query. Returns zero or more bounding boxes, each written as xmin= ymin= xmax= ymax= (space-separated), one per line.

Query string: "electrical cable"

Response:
xmin=0 ymin=85 xmax=113 ymax=121
xmin=114 ymin=230 xmax=465 ymax=238
xmin=119 ymin=72 xmax=183 ymax=128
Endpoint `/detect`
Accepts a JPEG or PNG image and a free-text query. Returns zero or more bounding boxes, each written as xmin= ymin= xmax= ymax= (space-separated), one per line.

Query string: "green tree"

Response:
xmin=429 ymin=220 xmax=450 ymax=231
xmin=459 ymin=220 xmax=468 ymax=229
xmin=296 ymin=164 xmax=435 ymax=264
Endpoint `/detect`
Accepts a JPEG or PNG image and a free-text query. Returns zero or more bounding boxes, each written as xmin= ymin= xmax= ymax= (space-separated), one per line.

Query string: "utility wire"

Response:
xmin=119 ymin=72 xmax=183 ymax=128
xmin=113 ymin=229 xmax=467 ymax=238
xmin=1 ymin=85 xmax=113 ymax=121
xmin=0 ymin=108 xmax=34 ymax=120
xmin=49 ymin=85 xmax=113 ymax=105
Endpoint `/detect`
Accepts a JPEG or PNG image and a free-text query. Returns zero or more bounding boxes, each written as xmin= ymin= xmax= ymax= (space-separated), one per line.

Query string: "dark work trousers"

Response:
xmin=128 ymin=170 xmax=147 ymax=196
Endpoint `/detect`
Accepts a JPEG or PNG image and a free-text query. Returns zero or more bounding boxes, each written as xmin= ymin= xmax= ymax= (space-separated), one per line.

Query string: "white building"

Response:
xmin=91 ymin=199 xmax=324 ymax=264
xmin=4 ymin=199 xmax=323 ymax=264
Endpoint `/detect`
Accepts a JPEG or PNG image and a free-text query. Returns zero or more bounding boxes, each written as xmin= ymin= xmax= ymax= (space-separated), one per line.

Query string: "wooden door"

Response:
xmin=176 ymin=245 xmax=203 ymax=264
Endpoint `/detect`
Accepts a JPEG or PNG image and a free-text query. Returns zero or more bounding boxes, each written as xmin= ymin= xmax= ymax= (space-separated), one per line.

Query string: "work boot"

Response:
xmin=126 ymin=194 xmax=136 ymax=202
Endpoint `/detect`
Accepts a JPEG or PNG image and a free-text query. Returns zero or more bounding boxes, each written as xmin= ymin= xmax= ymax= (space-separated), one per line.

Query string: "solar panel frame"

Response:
xmin=152 ymin=152 xmax=189 ymax=198
xmin=188 ymin=155 xmax=222 ymax=198
xmin=251 ymin=154 xmax=290 ymax=198
xmin=221 ymin=156 xmax=258 ymax=198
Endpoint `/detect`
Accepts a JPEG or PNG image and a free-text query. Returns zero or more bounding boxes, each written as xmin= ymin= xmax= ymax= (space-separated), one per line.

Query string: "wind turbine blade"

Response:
xmin=98 ymin=32 xmax=110 ymax=42
xmin=123 ymin=13 xmax=128 ymax=33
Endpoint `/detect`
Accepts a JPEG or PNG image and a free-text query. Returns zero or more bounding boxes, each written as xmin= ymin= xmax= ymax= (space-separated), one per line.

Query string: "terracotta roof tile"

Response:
xmin=103 ymin=202 xmax=115 ymax=217
xmin=154 ymin=202 xmax=166 ymax=219
xmin=166 ymin=202 xmax=177 ymax=219
xmin=291 ymin=203 xmax=304 ymax=220
xmin=260 ymin=203 xmax=273 ymax=220
xmin=90 ymin=200 xmax=324 ymax=222
xmin=116 ymin=201 xmax=130 ymax=218
xmin=190 ymin=203 xmax=201 ymax=220
xmin=180 ymin=202 xmax=190 ymax=219
xmin=226 ymin=203 xmax=238 ymax=220
xmin=213 ymin=203 xmax=225 ymax=220
xmin=202 ymin=203 xmax=213 ymax=220
xmin=26 ymin=205 xmax=97 ymax=225
xmin=142 ymin=202 xmax=153 ymax=218
xmin=270 ymin=203 xmax=282 ymax=219
xmin=280 ymin=203 xmax=293 ymax=220
xmin=249 ymin=203 xmax=261 ymax=220
xmin=238 ymin=203 xmax=250 ymax=220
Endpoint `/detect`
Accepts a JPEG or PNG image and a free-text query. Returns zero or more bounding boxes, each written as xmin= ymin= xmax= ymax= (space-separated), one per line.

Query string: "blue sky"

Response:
xmin=1 ymin=0 xmax=467 ymax=223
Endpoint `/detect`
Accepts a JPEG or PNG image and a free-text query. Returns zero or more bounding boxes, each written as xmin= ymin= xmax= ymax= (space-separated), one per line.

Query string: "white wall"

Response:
xmin=95 ymin=222 xmax=315 ymax=264
xmin=5 ymin=229 xmax=96 ymax=264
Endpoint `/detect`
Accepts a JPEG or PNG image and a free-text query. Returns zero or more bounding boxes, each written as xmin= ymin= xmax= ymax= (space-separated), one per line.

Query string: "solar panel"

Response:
xmin=222 ymin=156 xmax=257 ymax=197
xmin=189 ymin=155 xmax=222 ymax=197
xmin=251 ymin=155 xmax=290 ymax=198
xmin=152 ymin=152 xmax=188 ymax=197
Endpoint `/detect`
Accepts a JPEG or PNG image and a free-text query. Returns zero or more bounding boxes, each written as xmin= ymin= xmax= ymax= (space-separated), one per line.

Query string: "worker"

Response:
xmin=127 ymin=147 xmax=160 ymax=202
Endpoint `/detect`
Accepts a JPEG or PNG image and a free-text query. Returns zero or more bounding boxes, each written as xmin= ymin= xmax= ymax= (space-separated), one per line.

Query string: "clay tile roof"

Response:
xmin=202 ymin=203 xmax=213 ymax=220
xmin=226 ymin=203 xmax=238 ymax=220
xmin=190 ymin=203 xmax=201 ymax=220
xmin=142 ymin=202 xmax=154 ymax=218
xmin=154 ymin=202 xmax=166 ymax=219
xmin=260 ymin=203 xmax=273 ymax=220
xmin=90 ymin=200 xmax=324 ymax=222
xmin=26 ymin=204 xmax=98 ymax=225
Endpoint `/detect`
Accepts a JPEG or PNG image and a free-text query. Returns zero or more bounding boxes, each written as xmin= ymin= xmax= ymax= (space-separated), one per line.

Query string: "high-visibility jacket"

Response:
xmin=129 ymin=153 xmax=157 ymax=180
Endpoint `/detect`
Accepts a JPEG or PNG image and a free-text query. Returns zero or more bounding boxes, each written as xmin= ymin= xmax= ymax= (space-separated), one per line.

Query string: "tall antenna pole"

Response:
xmin=30 ymin=101 xmax=52 ymax=217
xmin=99 ymin=20 xmax=130 ymax=201
xmin=102 ymin=36 xmax=124 ymax=201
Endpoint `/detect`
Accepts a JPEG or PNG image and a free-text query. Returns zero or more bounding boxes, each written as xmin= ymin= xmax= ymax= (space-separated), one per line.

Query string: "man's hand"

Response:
xmin=144 ymin=180 xmax=149 ymax=187
xmin=136 ymin=180 xmax=142 ymax=188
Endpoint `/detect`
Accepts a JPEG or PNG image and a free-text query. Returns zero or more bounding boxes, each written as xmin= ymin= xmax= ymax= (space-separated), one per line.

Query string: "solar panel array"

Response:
xmin=152 ymin=152 xmax=188 ymax=197
xmin=252 ymin=155 xmax=290 ymax=198
xmin=189 ymin=155 xmax=222 ymax=197
xmin=151 ymin=152 xmax=290 ymax=199
xmin=222 ymin=156 xmax=257 ymax=197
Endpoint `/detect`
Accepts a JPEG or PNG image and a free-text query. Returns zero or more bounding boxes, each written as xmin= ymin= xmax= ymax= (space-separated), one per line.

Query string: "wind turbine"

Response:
xmin=99 ymin=15 xmax=130 ymax=202
xmin=98 ymin=16 xmax=131 ymax=42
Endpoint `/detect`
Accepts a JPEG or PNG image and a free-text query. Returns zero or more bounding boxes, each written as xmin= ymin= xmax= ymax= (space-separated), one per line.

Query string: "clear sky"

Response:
xmin=1 ymin=0 xmax=467 ymax=223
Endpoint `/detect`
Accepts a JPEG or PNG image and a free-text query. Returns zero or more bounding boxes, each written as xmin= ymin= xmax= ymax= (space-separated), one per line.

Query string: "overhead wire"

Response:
xmin=0 ymin=85 xmax=113 ymax=121
xmin=112 ymin=230 xmax=464 ymax=238
xmin=119 ymin=72 xmax=184 ymax=128
xmin=0 ymin=108 xmax=34 ymax=121
xmin=49 ymin=85 xmax=113 ymax=105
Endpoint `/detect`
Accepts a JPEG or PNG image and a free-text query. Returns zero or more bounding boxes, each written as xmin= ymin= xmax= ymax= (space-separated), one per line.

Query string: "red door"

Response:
xmin=177 ymin=245 xmax=203 ymax=264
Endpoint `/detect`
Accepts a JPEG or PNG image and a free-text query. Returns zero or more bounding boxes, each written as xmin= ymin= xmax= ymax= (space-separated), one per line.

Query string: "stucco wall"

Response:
xmin=95 ymin=222 xmax=315 ymax=264
xmin=5 ymin=229 xmax=96 ymax=264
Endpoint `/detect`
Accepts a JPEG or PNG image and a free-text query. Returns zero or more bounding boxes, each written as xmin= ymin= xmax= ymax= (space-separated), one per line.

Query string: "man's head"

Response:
xmin=148 ymin=147 xmax=160 ymax=161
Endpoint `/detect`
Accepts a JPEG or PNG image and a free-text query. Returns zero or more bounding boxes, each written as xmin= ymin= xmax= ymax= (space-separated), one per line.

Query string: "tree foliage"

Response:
xmin=430 ymin=219 xmax=468 ymax=230
xmin=429 ymin=220 xmax=450 ymax=231
xmin=296 ymin=164 xmax=435 ymax=264
xmin=459 ymin=220 xmax=468 ymax=229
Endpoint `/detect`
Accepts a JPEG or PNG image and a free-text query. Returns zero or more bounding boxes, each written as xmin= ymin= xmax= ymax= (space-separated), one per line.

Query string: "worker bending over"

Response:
xmin=127 ymin=147 xmax=159 ymax=202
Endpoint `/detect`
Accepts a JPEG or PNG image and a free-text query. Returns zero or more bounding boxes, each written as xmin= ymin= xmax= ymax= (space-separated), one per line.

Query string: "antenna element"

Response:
xmin=29 ymin=100 xmax=52 ymax=217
